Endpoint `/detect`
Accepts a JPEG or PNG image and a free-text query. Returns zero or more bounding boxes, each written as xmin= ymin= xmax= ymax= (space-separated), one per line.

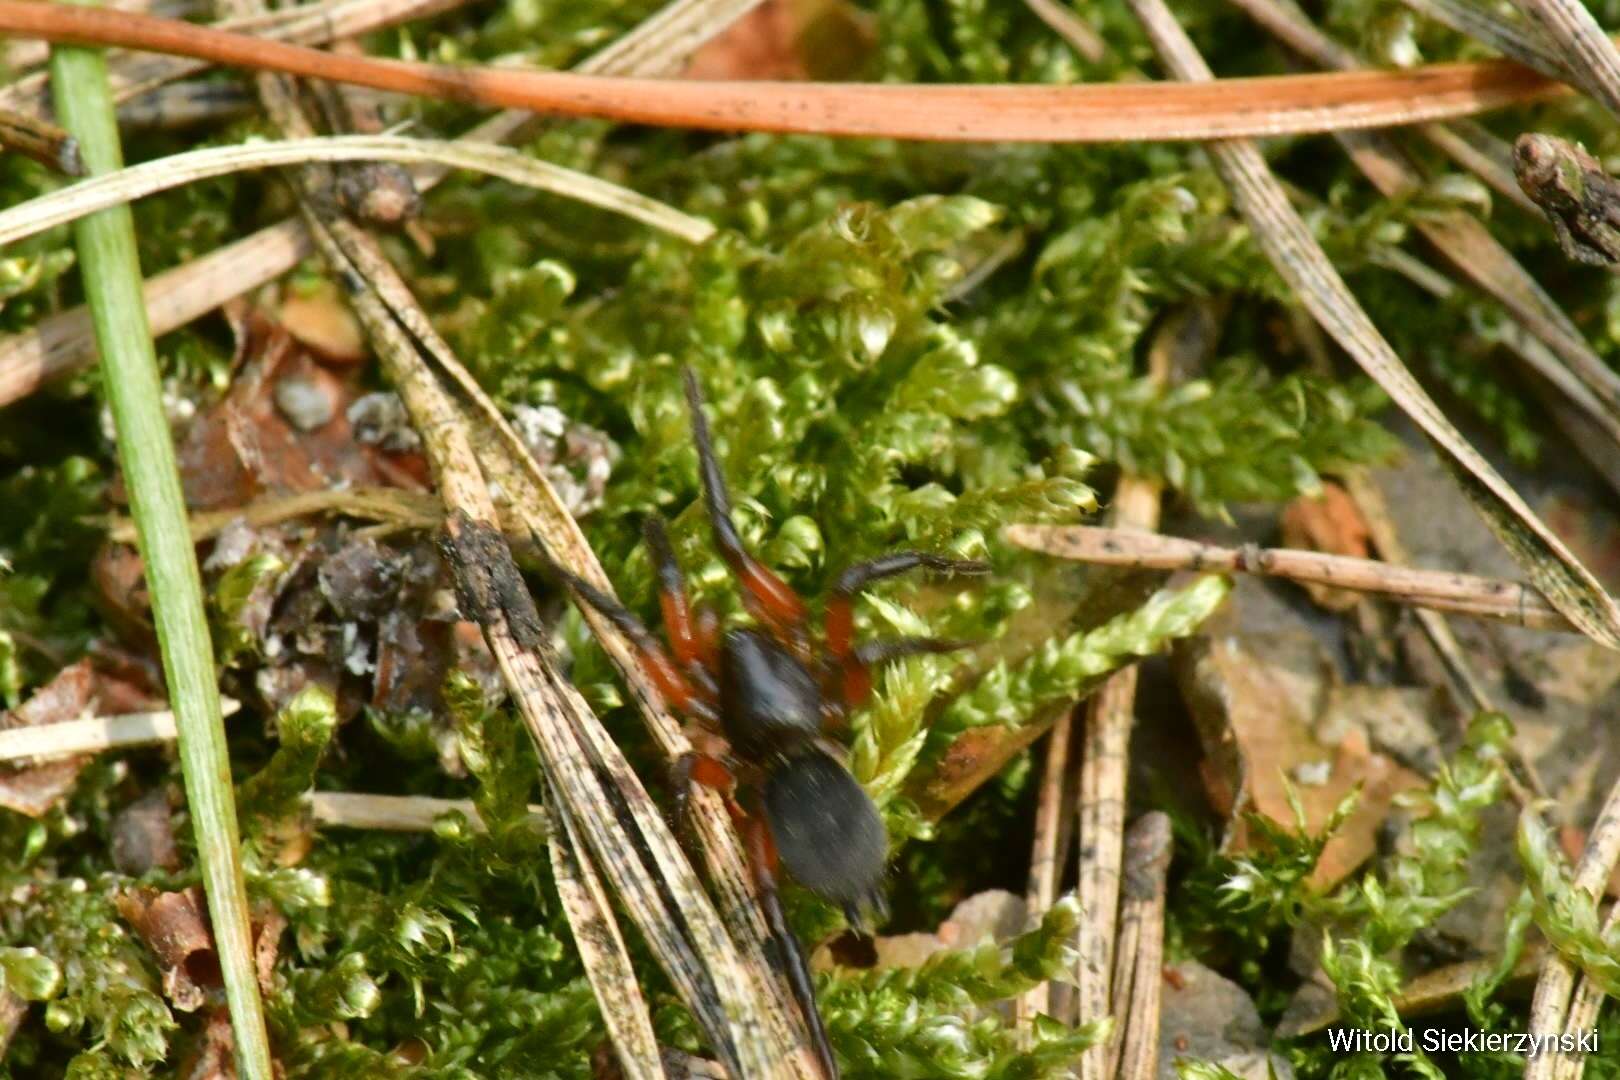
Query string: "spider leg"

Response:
xmin=683 ymin=368 xmax=809 ymax=642
xmin=643 ymin=514 xmax=720 ymax=696
xmin=670 ymin=750 xmax=742 ymax=834
xmin=743 ymin=813 xmax=841 ymax=1080
xmin=822 ymin=552 xmax=989 ymax=713
xmin=550 ymin=564 xmax=718 ymax=725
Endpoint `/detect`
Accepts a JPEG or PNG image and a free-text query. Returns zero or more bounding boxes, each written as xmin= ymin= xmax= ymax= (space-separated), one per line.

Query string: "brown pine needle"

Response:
xmin=0 ymin=0 xmax=1581 ymax=142
xmin=1006 ymin=524 xmax=1575 ymax=633
xmin=1107 ymin=812 xmax=1172 ymax=1080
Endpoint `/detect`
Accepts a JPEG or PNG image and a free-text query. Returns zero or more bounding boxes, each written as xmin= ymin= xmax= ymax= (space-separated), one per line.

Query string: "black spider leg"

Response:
xmin=744 ymin=814 xmax=841 ymax=1080
xmin=822 ymin=552 xmax=990 ymax=716
xmin=682 ymin=368 xmax=810 ymax=647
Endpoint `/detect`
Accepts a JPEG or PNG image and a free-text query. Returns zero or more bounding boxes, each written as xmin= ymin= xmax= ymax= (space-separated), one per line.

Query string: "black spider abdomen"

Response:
xmin=717 ymin=628 xmax=822 ymax=758
xmin=762 ymin=751 xmax=887 ymax=909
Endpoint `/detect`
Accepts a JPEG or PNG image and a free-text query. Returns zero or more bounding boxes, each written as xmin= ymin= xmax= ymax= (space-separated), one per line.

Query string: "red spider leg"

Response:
xmin=682 ymin=368 xmax=809 ymax=646
xmin=670 ymin=750 xmax=746 ymax=833
xmin=551 ymin=566 xmax=718 ymax=723
xmin=643 ymin=514 xmax=720 ymax=694
xmin=822 ymin=552 xmax=990 ymax=713
xmin=743 ymin=814 xmax=840 ymax=1080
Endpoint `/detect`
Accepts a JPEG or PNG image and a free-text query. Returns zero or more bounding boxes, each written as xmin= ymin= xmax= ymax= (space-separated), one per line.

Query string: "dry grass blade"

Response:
xmin=0 ymin=0 xmax=763 ymax=410
xmin=1106 ymin=812 xmax=1171 ymax=1080
xmin=1006 ymin=524 xmax=1574 ymax=631
xmin=1124 ymin=0 xmax=1620 ymax=651
xmin=0 ymin=0 xmax=466 ymax=117
xmin=0 ymin=133 xmax=716 ymax=247
xmin=1524 ymin=775 xmax=1620 ymax=1079
xmin=1507 ymin=0 xmax=1620 ymax=121
xmin=305 ymin=791 xmax=544 ymax=831
xmin=1553 ymin=904 xmax=1620 ymax=1080
xmin=0 ymin=0 xmax=1584 ymax=141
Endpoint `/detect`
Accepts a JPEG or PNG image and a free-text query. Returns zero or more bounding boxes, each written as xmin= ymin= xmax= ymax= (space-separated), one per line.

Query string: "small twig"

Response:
xmin=1525 ymin=776 xmax=1620 ymax=1080
xmin=1106 ymin=812 xmax=1171 ymax=1080
xmin=49 ymin=13 xmax=272 ymax=1075
xmin=0 ymin=103 xmax=81 ymax=173
xmin=1006 ymin=525 xmax=1574 ymax=633
xmin=1123 ymin=0 xmax=1620 ymax=652
xmin=0 ymin=133 xmax=716 ymax=248
xmin=0 ymin=1 xmax=1584 ymax=142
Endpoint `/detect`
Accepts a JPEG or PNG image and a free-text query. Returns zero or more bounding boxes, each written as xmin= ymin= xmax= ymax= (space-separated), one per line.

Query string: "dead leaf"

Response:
xmin=116 ymin=887 xmax=220 ymax=1012
xmin=1280 ymin=482 xmax=1372 ymax=612
xmin=112 ymin=788 xmax=180 ymax=875
xmin=1174 ymin=626 xmax=1426 ymax=887
xmin=177 ymin=1007 xmax=237 ymax=1080
xmin=279 ymin=279 xmax=367 ymax=365
xmin=0 ymin=661 xmax=96 ymax=817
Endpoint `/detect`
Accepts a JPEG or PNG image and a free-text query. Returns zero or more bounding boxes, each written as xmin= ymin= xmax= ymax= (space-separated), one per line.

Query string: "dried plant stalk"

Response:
xmin=1123 ymin=0 xmax=1620 ymax=652
xmin=1005 ymin=525 xmax=1572 ymax=632
xmin=1106 ymin=812 xmax=1171 ymax=1080
xmin=0 ymin=0 xmax=1583 ymax=142
xmin=1525 ymin=774 xmax=1620 ymax=1080
xmin=1552 ymin=904 xmax=1619 ymax=1080
xmin=1018 ymin=708 xmax=1076 ymax=1031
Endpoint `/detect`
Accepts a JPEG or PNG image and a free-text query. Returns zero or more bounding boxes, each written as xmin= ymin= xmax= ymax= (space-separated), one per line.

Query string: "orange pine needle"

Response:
xmin=0 ymin=0 xmax=1572 ymax=142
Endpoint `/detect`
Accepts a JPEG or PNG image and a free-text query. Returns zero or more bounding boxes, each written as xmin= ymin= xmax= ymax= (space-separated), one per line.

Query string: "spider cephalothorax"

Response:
xmin=553 ymin=368 xmax=988 ymax=1078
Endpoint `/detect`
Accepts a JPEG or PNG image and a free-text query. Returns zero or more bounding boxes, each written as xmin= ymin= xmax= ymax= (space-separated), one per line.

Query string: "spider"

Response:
xmin=551 ymin=368 xmax=988 ymax=1078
